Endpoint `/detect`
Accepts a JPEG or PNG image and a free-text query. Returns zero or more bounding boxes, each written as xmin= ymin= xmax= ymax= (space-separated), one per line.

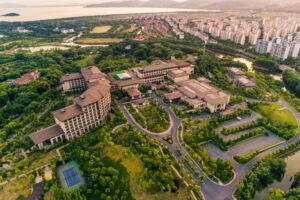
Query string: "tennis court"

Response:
xmin=57 ymin=161 xmax=85 ymax=192
xmin=63 ymin=167 xmax=80 ymax=187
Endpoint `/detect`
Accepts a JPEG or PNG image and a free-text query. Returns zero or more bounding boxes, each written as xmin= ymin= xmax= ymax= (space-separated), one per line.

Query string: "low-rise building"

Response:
xmin=134 ymin=60 xmax=194 ymax=84
xmin=236 ymin=77 xmax=256 ymax=89
xmin=164 ymin=91 xmax=183 ymax=102
xmin=227 ymin=68 xmax=245 ymax=81
xmin=13 ymin=71 xmax=40 ymax=86
xmin=227 ymin=68 xmax=256 ymax=89
xmin=166 ymin=79 xmax=230 ymax=113
xmin=127 ymin=88 xmax=142 ymax=100
xmin=108 ymin=70 xmax=141 ymax=90
xmin=167 ymin=69 xmax=190 ymax=83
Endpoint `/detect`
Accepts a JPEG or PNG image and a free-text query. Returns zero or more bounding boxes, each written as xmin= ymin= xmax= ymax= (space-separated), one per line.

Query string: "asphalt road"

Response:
xmin=118 ymin=96 xmax=300 ymax=200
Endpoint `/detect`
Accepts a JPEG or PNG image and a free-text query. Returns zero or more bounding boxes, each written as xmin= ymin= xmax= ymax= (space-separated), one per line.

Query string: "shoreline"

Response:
xmin=0 ymin=6 xmax=218 ymax=22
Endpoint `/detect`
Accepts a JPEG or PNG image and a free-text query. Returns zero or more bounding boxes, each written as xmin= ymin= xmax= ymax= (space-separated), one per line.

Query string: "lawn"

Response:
xmin=0 ymin=176 xmax=32 ymax=200
xmin=74 ymin=55 xmax=96 ymax=67
xmin=253 ymin=103 xmax=297 ymax=127
xmin=90 ymin=25 xmax=112 ymax=34
xmin=76 ymin=38 xmax=124 ymax=44
xmin=121 ymin=24 xmax=138 ymax=33
xmin=103 ymin=143 xmax=190 ymax=200
xmin=103 ymin=144 xmax=144 ymax=199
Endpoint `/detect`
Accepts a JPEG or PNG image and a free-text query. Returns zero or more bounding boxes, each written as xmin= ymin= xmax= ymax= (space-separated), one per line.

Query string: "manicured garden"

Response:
xmin=248 ymin=102 xmax=298 ymax=139
xmin=251 ymin=102 xmax=297 ymax=127
xmin=126 ymin=100 xmax=170 ymax=133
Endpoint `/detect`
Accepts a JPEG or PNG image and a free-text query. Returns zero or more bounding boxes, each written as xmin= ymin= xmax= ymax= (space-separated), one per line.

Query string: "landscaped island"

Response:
xmin=1 ymin=13 xmax=20 ymax=17
xmin=126 ymin=99 xmax=170 ymax=133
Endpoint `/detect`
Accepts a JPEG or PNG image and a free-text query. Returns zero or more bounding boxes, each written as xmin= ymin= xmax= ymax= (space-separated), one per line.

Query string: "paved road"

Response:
xmin=201 ymin=98 xmax=300 ymax=200
xmin=118 ymin=96 xmax=300 ymax=200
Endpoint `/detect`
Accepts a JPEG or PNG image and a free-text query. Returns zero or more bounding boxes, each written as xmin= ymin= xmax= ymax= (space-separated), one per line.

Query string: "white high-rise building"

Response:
xmin=256 ymin=39 xmax=273 ymax=54
xmin=289 ymin=41 xmax=300 ymax=58
xmin=270 ymin=43 xmax=291 ymax=60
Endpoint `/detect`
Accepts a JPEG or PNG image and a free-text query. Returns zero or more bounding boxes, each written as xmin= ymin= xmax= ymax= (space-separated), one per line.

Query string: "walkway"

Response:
xmin=118 ymin=95 xmax=300 ymax=200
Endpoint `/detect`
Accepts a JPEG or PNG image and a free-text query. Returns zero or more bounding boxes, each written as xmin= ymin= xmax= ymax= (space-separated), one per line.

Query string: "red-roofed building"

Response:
xmin=13 ymin=71 xmax=40 ymax=86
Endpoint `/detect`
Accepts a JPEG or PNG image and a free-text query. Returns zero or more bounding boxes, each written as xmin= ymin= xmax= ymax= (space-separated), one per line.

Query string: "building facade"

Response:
xmin=60 ymin=66 xmax=107 ymax=92
xmin=135 ymin=60 xmax=194 ymax=84
xmin=29 ymin=67 xmax=111 ymax=149
xmin=13 ymin=71 xmax=40 ymax=86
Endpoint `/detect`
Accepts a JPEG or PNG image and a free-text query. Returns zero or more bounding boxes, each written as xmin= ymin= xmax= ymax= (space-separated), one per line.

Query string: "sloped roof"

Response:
xmin=81 ymin=66 xmax=106 ymax=82
xmin=29 ymin=125 xmax=64 ymax=144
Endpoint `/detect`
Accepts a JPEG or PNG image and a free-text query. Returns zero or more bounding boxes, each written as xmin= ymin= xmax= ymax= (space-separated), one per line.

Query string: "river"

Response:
xmin=0 ymin=6 xmax=207 ymax=22
xmin=254 ymin=150 xmax=300 ymax=199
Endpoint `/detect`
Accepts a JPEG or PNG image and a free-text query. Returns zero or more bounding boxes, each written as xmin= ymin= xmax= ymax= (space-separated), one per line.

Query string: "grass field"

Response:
xmin=77 ymin=38 xmax=124 ymax=44
xmin=121 ymin=24 xmax=138 ymax=33
xmin=103 ymin=144 xmax=142 ymax=199
xmin=253 ymin=103 xmax=297 ymax=127
xmin=103 ymin=144 xmax=190 ymax=200
xmin=90 ymin=25 xmax=112 ymax=34
xmin=0 ymin=177 xmax=32 ymax=200
xmin=74 ymin=55 xmax=96 ymax=67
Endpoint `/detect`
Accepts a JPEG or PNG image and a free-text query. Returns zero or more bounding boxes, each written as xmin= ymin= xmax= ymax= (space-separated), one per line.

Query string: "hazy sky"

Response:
xmin=4 ymin=0 xmax=185 ymax=6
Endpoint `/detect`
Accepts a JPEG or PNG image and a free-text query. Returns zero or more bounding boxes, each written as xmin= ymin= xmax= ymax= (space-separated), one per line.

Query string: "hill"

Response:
xmin=86 ymin=0 xmax=300 ymax=12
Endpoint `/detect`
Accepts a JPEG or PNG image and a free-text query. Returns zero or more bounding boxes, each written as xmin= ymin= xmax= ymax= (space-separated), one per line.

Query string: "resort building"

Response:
xmin=134 ymin=60 xmax=194 ymax=84
xmin=167 ymin=69 xmax=190 ymax=83
xmin=165 ymin=78 xmax=230 ymax=113
xmin=30 ymin=68 xmax=111 ymax=149
xmin=13 ymin=71 xmax=40 ymax=86
xmin=227 ymin=68 xmax=256 ymax=89
xmin=60 ymin=66 xmax=107 ymax=92
xmin=108 ymin=70 xmax=141 ymax=90
xmin=127 ymin=88 xmax=142 ymax=100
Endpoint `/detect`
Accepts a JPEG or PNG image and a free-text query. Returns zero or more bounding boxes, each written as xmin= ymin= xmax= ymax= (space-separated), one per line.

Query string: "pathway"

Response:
xmin=118 ymin=94 xmax=300 ymax=200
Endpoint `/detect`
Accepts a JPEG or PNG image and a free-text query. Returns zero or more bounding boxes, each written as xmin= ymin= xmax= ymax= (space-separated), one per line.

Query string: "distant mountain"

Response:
xmin=86 ymin=0 xmax=224 ymax=9
xmin=86 ymin=0 xmax=300 ymax=12
xmin=0 ymin=3 xmax=26 ymax=8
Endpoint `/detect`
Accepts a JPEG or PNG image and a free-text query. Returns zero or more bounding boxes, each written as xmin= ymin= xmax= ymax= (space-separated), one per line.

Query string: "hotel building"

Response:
xmin=60 ymin=66 xmax=107 ymax=92
xmin=29 ymin=67 xmax=111 ymax=149
xmin=134 ymin=60 xmax=194 ymax=84
xmin=164 ymin=78 xmax=230 ymax=113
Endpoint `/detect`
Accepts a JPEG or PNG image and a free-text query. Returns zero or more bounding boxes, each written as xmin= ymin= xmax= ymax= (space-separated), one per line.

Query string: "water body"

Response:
xmin=217 ymin=53 xmax=283 ymax=80
xmin=217 ymin=54 xmax=254 ymax=72
xmin=233 ymin=57 xmax=254 ymax=72
xmin=254 ymin=150 xmax=300 ymax=199
xmin=0 ymin=6 xmax=205 ymax=22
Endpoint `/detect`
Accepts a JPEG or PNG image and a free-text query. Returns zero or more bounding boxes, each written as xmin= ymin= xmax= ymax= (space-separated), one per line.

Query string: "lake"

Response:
xmin=254 ymin=150 xmax=300 ymax=199
xmin=0 ymin=6 xmax=207 ymax=22
xmin=217 ymin=53 xmax=284 ymax=81
xmin=217 ymin=54 xmax=254 ymax=72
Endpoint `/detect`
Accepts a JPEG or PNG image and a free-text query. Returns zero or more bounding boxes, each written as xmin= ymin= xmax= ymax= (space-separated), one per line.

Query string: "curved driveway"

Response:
xmin=118 ymin=95 xmax=300 ymax=200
